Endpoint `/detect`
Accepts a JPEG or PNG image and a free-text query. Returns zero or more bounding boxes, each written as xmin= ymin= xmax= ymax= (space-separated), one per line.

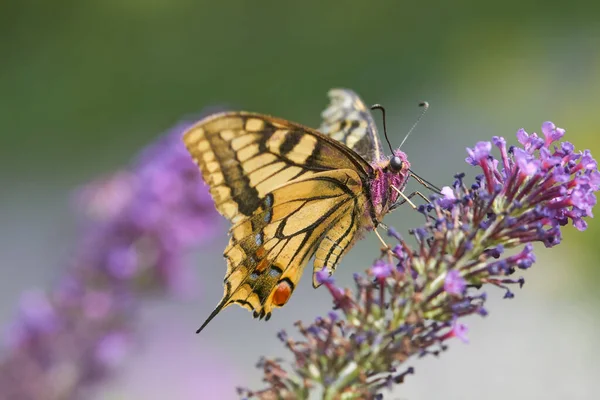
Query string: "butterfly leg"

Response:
xmin=378 ymin=221 xmax=389 ymax=231
xmin=391 ymin=186 xmax=419 ymax=209
xmin=392 ymin=190 xmax=431 ymax=209
xmin=390 ymin=189 xmax=438 ymax=220
xmin=374 ymin=227 xmax=393 ymax=253
xmin=410 ymin=172 xmax=442 ymax=194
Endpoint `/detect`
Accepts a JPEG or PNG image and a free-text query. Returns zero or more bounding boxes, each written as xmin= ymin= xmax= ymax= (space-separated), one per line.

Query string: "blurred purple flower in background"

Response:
xmin=0 ymin=118 xmax=219 ymax=399
xmin=240 ymin=122 xmax=599 ymax=399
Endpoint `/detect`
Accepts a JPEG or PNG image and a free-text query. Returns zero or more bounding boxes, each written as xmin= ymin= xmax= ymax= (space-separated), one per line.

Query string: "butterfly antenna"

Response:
xmin=372 ymin=101 xmax=440 ymax=195
xmin=370 ymin=104 xmax=394 ymax=154
xmin=399 ymin=101 xmax=429 ymax=149
xmin=196 ymin=297 xmax=229 ymax=334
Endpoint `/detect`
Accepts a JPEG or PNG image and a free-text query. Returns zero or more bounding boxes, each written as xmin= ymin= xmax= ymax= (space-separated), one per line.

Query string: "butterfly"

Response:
xmin=183 ymin=88 xmax=435 ymax=333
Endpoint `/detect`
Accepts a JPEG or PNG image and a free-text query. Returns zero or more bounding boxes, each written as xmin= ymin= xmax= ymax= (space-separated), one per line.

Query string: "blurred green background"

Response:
xmin=1 ymin=1 xmax=599 ymax=399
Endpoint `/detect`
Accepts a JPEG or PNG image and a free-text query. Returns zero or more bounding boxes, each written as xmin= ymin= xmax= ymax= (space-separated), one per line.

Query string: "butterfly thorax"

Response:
xmin=367 ymin=150 xmax=411 ymax=225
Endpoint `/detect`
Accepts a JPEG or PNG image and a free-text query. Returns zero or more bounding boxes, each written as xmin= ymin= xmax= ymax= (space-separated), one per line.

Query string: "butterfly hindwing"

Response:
xmin=221 ymin=169 xmax=365 ymax=321
xmin=320 ymin=88 xmax=385 ymax=162
xmin=312 ymin=191 xmax=364 ymax=287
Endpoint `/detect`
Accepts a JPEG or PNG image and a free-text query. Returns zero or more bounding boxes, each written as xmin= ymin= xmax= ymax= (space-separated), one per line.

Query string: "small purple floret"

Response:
xmin=371 ymin=260 xmax=393 ymax=280
xmin=444 ymin=270 xmax=466 ymax=295
xmin=328 ymin=311 xmax=339 ymax=322
xmin=439 ymin=186 xmax=457 ymax=208
xmin=450 ymin=320 xmax=469 ymax=344
xmin=316 ymin=269 xmax=334 ymax=285
xmin=513 ymin=147 xmax=540 ymax=176
xmin=277 ymin=330 xmax=288 ymax=342
xmin=466 ymin=141 xmax=492 ymax=165
xmin=541 ymin=121 xmax=565 ymax=146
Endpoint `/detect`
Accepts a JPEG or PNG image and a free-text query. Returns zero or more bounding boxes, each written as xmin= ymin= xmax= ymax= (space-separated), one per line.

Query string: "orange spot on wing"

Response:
xmin=272 ymin=281 xmax=292 ymax=307
xmin=255 ymin=256 xmax=269 ymax=272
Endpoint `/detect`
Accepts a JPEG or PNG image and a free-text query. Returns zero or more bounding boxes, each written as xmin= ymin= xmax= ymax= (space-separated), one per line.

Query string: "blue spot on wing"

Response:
xmin=269 ymin=268 xmax=281 ymax=278
xmin=263 ymin=194 xmax=273 ymax=208
xmin=264 ymin=211 xmax=272 ymax=222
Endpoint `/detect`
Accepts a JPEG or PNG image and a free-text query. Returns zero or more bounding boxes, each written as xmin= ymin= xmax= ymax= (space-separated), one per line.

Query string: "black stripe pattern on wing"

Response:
xmin=204 ymin=129 xmax=265 ymax=216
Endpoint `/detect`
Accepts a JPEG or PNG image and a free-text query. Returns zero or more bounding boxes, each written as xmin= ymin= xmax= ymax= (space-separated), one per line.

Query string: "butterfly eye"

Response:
xmin=390 ymin=156 xmax=404 ymax=172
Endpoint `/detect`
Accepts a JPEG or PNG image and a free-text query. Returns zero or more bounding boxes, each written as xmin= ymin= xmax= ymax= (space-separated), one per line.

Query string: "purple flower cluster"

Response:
xmin=240 ymin=122 xmax=598 ymax=399
xmin=0 ymin=120 xmax=218 ymax=399
xmin=466 ymin=120 xmax=597 ymax=233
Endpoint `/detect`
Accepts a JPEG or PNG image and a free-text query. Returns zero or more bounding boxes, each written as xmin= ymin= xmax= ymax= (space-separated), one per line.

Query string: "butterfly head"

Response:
xmin=388 ymin=150 xmax=409 ymax=174
xmin=370 ymin=150 xmax=411 ymax=220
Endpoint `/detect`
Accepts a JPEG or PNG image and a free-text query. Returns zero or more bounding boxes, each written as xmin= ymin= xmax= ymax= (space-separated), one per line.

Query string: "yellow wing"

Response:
xmin=182 ymin=112 xmax=372 ymax=332
xmin=320 ymin=88 xmax=385 ymax=162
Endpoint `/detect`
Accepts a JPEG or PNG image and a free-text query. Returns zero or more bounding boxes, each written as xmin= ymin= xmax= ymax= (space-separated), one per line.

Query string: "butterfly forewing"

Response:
xmin=184 ymin=112 xmax=369 ymax=220
xmin=183 ymin=112 xmax=373 ymax=331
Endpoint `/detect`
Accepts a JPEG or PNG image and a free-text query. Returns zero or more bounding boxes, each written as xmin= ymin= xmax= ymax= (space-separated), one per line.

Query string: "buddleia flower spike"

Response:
xmin=239 ymin=121 xmax=599 ymax=399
